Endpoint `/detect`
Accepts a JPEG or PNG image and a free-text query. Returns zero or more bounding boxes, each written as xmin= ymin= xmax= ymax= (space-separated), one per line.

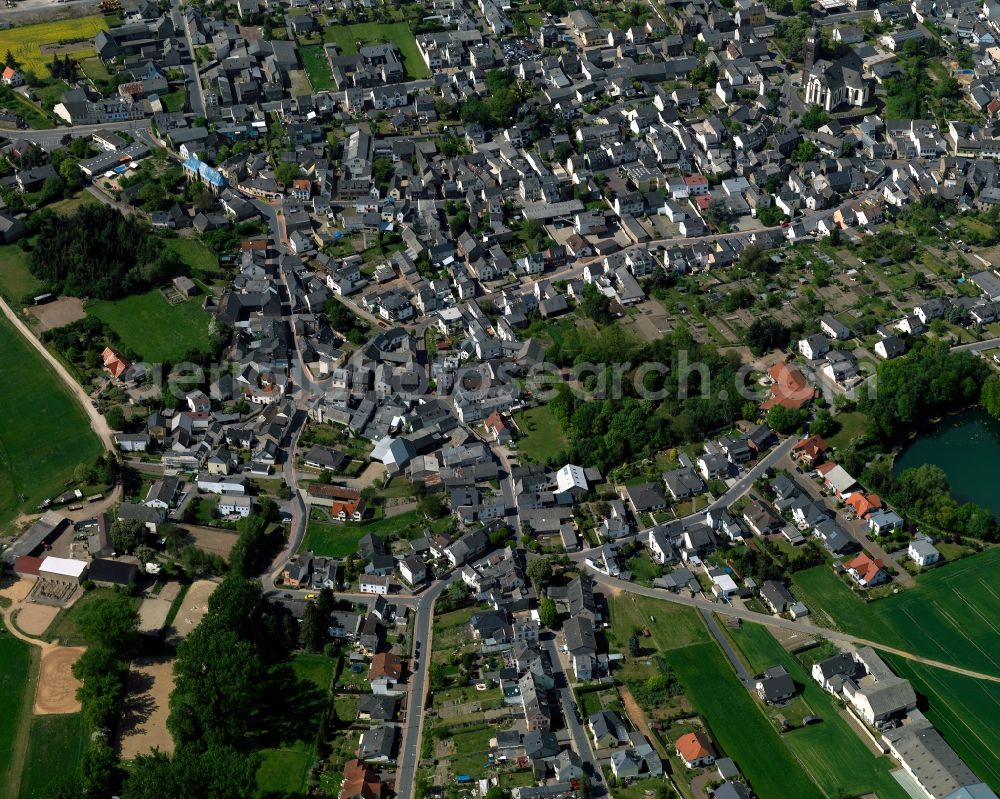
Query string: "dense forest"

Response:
xmin=28 ymin=204 xmax=184 ymax=299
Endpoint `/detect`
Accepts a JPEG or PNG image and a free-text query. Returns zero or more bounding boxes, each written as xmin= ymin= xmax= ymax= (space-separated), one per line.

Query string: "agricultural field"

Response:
xmin=792 ymin=552 xmax=1000 ymax=791
xmin=512 ymin=405 xmax=570 ymax=464
xmin=0 ymin=245 xmax=43 ymax=303
xmin=883 ymin=654 xmax=1000 ymax=790
xmin=17 ymin=714 xmax=86 ymax=799
xmin=664 ymin=640 xmax=824 ymax=799
xmin=300 ymin=45 xmax=334 ymax=90
xmin=793 ymin=550 xmax=1000 ymax=674
xmin=608 ymin=595 xmax=877 ymax=799
xmin=0 ymin=312 xmax=103 ymax=529
xmin=727 ymin=623 xmax=910 ymax=799
xmin=0 ymin=625 xmax=35 ymax=791
xmin=0 ymin=17 xmax=108 ymax=77
xmin=323 ymin=22 xmax=429 ymax=78
xmin=87 ymin=288 xmax=213 ymax=363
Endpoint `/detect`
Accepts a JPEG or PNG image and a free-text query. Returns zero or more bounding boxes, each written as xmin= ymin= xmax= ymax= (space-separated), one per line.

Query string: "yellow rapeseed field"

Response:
xmin=0 ymin=15 xmax=108 ymax=77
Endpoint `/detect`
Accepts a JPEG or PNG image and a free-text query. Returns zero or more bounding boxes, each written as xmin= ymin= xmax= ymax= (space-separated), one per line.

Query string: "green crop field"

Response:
xmin=727 ymin=623 xmax=910 ymax=799
xmin=17 ymin=714 xmax=86 ymax=799
xmin=87 ymin=288 xmax=213 ymax=363
xmin=300 ymin=45 xmax=334 ymax=89
xmin=0 ymin=625 xmax=35 ymax=790
xmin=792 ymin=552 xmax=1000 ymax=791
xmin=0 ymin=245 xmax=43 ymax=303
xmin=665 ymin=641 xmax=824 ymax=799
xmin=0 ymin=17 xmax=108 ymax=77
xmin=0 ymin=312 xmax=103 ymax=530
xmin=323 ymin=22 xmax=429 ymax=78
xmin=608 ymin=596 xmax=823 ymax=798
xmin=883 ymin=654 xmax=1000 ymax=790
xmin=513 ymin=405 xmax=570 ymax=464
xmin=793 ymin=551 xmax=1000 ymax=674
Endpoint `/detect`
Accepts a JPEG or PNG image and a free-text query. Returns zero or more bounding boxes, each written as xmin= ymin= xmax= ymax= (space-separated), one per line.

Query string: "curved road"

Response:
xmin=583 ymin=569 xmax=1000 ymax=683
xmin=0 ymin=297 xmax=114 ymax=453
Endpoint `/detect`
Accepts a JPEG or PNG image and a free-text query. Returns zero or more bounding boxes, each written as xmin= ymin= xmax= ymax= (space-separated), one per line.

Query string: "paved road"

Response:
xmin=395 ymin=577 xmax=453 ymax=799
xmin=539 ymin=634 xmax=608 ymax=799
xmin=0 ymin=296 xmax=115 ymax=453
xmin=697 ymin=434 xmax=799 ymax=519
xmin=583 ymin=570 xmax=1000 ymax=683
xmin=952 ymin=336 xmax=1000 ymax=353
xmin=15 ymin=119 xmax=152 ymax=149
xmin=700 ymin=607 xmax=752 ymax=685
xmin=175 ymin=0 xmax=206 ymax=117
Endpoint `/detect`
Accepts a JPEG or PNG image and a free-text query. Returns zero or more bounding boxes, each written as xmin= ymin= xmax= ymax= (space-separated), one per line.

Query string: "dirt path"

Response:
xmin=0 ymin=296 xmax=114 ymax=452
xmin=618 ymin=684 xmax=668 ymax=758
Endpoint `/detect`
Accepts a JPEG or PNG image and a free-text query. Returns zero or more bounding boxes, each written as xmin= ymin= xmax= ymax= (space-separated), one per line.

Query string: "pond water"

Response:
xmin=893 ymin=408 xmax=1000 ymax=517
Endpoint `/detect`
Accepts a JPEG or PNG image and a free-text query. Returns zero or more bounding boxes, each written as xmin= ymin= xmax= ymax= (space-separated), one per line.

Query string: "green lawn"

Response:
xmin=160 ymin=88 xmax=186 ymax=112
xmin=0 ymin=245 xmax=43 ymax=303
xmin=727 ymin=623 xmax=910 ymax=799
xmin=323 ymin=22 xmax=430 ymax=78
xmin=446 ymin=726 xmax=495 ymax=779
xmin=626 ymin=551 xmax=662 ymax=586
xmin=48 ymin=191 xmax=100 ymax=217
xmin=826 ymin=410 xmax=867 ymax=450
xmin=292 ymin=652 xmax=335 ymax=692
xmin=607 ymin=593 xmax=709 ymax=652
xmin=513 ymin=405 xmax=570 ymax=464
xmin=301 ymin=510 xmax=426 ymax=558
xmin=17 ymin=714 xmax=86 ymax=799
xmin=87 ymin=288 xmax=213 ymax=363
xmin=255 ymin=746 xmax=312 ymax=796
xmin=43 ymin=589 xmax=139 ymax=646
xmin=0 ymin=312 xmax=103 ymax=529
xmin=163 ymin=238 xmax=222 ymax=277
xmin=79 ymin=57 xmax=111 ymax=83
xmin=0 ymin=624 xmax=35 ymax=790
xmin=300 ymin=44 xmax=334 ymax=90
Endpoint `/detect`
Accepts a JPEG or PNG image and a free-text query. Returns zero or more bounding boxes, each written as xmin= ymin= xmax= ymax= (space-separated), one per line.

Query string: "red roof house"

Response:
xmin=845 ymin=552 xmax=888 ymax=587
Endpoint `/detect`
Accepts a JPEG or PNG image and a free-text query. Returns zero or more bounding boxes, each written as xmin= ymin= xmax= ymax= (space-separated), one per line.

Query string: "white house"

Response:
xmin=907 ymin=538 xmax=940 ymax=567
xmin=219 ymin=495 xmax=254 ymax=518
xmin=798 ymin=333 xmax=831 ymax=360
xmin=360 ymin=574 xmax=390 ymax=594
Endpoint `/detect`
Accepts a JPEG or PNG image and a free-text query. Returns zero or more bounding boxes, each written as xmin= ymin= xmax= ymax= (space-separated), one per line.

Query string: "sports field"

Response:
xmin=87 ymin=288 xmax=213 ymax=363
xmin=0 ymin=312 xmax=102 ymax=529
xmin=0 ymin=17 xmax=108 ymax=77
xmin=323 ymin=22 xmax=429 ymax=78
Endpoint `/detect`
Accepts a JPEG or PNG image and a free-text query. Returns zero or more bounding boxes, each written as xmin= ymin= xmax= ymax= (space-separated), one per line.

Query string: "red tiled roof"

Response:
xmin=368 ymin=652 xmax=402 ymax=681
xmin=101 ymin=347 xmax=130 ymax=378
xmin=675 ymin=731 xmax=715 ymax=762
xmin=793 ymin=434 xmax=828 ymax=458
xmin=761 ymin=363 xmax=814 ymax=410
xmin=845 ymin=552 xmax=886 ymax=584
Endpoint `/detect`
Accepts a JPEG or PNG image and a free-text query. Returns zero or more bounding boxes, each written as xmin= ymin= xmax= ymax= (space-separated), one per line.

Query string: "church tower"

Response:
xmin=804 ymin=26 xmax=818 ymax=71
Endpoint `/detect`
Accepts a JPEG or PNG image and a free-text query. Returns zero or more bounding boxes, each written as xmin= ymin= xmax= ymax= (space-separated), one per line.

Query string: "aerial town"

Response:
xmin=0 ymin=0 xmax=999 ymax=796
